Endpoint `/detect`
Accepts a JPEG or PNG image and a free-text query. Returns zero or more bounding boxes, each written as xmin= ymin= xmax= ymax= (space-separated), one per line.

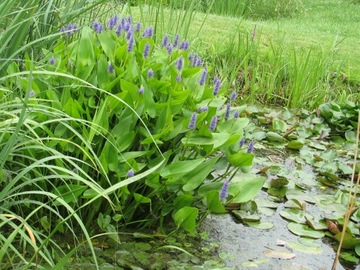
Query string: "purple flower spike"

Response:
xmin=173 ymin=34 xmax=180 ymax=47
xmin=199 ymin=67 xmax=208 ymax=86
xmin=148 ymin=69 xmax=154 ymax=78
xmin=176 ymin=75 xmax=182 ymax=82
xmin=143 ymin=43 xmax=150 ymax=58
xmin=107 ymin=15 xmax=118 ymax=30
xmin=239 ymin=138 xmax=246 ymax=147
xmin=209 ymin=116 xmax=218 ymax=132
xmin=116 ymin=24 xmax=123 ymax=36
xmin=143 ymin=27 xmax=153 ymax=38
xmin=126 ymin=28 xmax=133 ymax=40
xmin=234 ymin=110 xmax=240 ymax=119
xmin=225 ymin=103 xmax=231 ymax=121
xmin=166 ymin=43 xmax=173 ymax=54
xmin=230 ymin=91 xmax=237 ymax=101
xmin=176 ymin=56 xmax=184 ymax=71
xmin=49 ymin=56 xmax=55 ymax=65
xmin=179 ymin=41 xmax=189 ymax=50
xmin=188 ymin=112 xmax=197 ymax=130
xmin=213 ymin=77 xmax=221 ymax=96
xmin=127 ymin=169 xmax=135 ymax=178
xmin=135 ymin=21 xmax=141 ymax=32
xmin=139 ymin=86 xmax=144 ymax=94
xmin=220 ymin=181 xmax=230 ymax=200
xmin=127 ymin=35 xmax=135 ymax=52
xmin=162 ymin=34 xmax=169 ymax=47
xmin=201 ymin=106 xmax=208 ymax=112
xmin=62 ymin=23 xmax=78 ymax=36
xmin=195 ymin=58 xmax=202 ymax=67
xmin=108 ymin=63 xmax=114 ymax=73
xmin=93 ymin=21 xmax=103 ymax=34
xmin=247 ymin=141 xmax=255 ymax=153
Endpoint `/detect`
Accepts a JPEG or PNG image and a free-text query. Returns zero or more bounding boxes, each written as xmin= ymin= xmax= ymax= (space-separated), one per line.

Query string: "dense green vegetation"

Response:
xmin=0 ymin=0 xmax=359 ymax=269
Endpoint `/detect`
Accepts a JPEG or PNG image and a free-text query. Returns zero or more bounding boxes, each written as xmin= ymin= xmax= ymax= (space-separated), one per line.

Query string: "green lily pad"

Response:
xmin=288 ymin=240 xmax=322 ymax=254
xmin=245 ymin=221 xmax=274 ymax=230
xmin=280 ymin=209 xmax=306 ymax=224
xmin=287 ymin=222 xmax=325 ymax=238
xmin=287 ymin=140 xmax=304 ymax=150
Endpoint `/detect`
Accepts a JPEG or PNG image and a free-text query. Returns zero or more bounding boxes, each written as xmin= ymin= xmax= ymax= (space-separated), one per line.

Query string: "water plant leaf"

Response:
xmin=229 ymin=176 xmax=265 ymax=203
xmin=287 ymin=223 xmax=325 ymax=238
xmin=288 ymin=240 xmax=322 ymax=254
xmin=226 ymin=152 xmax=254 ymax=168
xmin=160 ymin=158 xmax=205 ymax=178
xmin=246 ymin=221 xmax=274 ymax=230
xmin=287 ymin=140 xmax=304 ymax=150
xmin=280 ymin=209 xmax=306 ymax=224
xmin=174 ymin=206 xmax=198 ymax=235
xmin=355 ymin=243 xmax=360 ymax=256
xmin=266 ymin=131 xmax=286 ymax=142
xmin=205 ymin=190 xmax=226 ymax=213
xmin=264 ymin=249 xmax=295 ymax=260
xmin=53 ymin=184 xmax=87 ymax=206
xmin=182 ymin=157 xmax=219 ymax=191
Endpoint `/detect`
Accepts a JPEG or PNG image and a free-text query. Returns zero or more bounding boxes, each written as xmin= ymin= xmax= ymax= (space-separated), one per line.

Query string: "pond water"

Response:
xmin=202 ymin=207 xmax=350 ymax=270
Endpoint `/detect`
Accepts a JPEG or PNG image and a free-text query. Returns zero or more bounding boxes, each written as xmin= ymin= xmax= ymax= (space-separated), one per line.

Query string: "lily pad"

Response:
xmin=245 ymin=221 xmax=274 ymax=230
xmin=264 ymin=249 xmax=295 ymax=260
xmin=287 ymin=222 xmax=325 ymax=239
xmin=288 ymin=240 xmax=322 ymax=254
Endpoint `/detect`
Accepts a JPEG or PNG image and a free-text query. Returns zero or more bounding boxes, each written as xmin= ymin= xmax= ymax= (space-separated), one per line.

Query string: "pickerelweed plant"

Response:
xmin=3 ymin=15 xmax=265 ymax=241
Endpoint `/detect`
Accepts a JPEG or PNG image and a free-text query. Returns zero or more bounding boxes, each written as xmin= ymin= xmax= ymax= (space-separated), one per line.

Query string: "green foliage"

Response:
xmin=1 ymin=14 xmax=261 ymax=262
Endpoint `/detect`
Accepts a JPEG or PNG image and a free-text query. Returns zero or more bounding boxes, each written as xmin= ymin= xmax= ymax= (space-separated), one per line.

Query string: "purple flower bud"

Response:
xmin=239 ymin=138 xmax=246 ymax=147
xmin=162 ymin=34 xmax=169 ymax=47
xmin=176 ymin=56 xmax=184 ymax=70
xmin=62 ymin=23 xmax=78 ymax=36
xmin=179 ymin=41 xmax=189 ymax=50
xmin=213 ymin=77 xmax=221 ymax=96
xmin=93 ymin=21 xmax=103 ymax=34
xmin=173 ymin=34 xmax=180 ymax=47
xmin=127 ymin=35 xmax=135 ymax=52
xmin=188 ymin=112 xmax=197 ymax=130
xmin=126 ymin=28 xmax=133 ymax=40
xmin=29 ymin=90 xmax=36 ymax=98
xmin=108 ymin=63 xmax=114 ymax=73
xmin=148 ymin=69 xmax=154 ymax=78
xmin=135 ymin=21 xmax=141 ymax=32
xmin=176 ymin=75 xmax=182 ymax=82
xmin=225 ymin=103 xmax=231 ymax=121
xmin=201 ymin=106 xmax=208 ymax=112
xmin=230 ymin=91 xmax=237 ymax=101
xmin=199 ymin=67 xmax=207 ymax=86
xmin=139 ymin=86 xmax=144 ymax=94
xmin=127 ymin=169 xmax=135 ymax=178
xmin=247 ymin=141 xmax=255 ymax=153
xmin=166 ymin=43 xmax=173 ymax=54
xmin=191 ymin=53 xmax=198 ymax=66
xmin=143 ymin=43 xmax=150 ymax=58
xmin=49 ymin=56 xmax=55 ymax=65
xmin=116 ymin=24 xmax=123 ymax=36
xmin=195 ymin=58 xmax=202 ymax=67
xmin=220 ymin=181 xmax=230 ymax=200
xmin=234 ymin=110 xmax=240 ymax=119
xmin=209 ymin=116 xmax=218 ymax=132
xmin=107 ymin=15 xmax=118 ymax=30
xmin=143 ymin=27 xmax=153 ymax=38
xmin=127 ymin=16 xmax=132 ymax=24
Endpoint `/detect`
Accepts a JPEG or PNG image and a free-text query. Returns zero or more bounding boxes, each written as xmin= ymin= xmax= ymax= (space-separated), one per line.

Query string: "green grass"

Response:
xmin=127 ymin=0 xmax=360 ymax=108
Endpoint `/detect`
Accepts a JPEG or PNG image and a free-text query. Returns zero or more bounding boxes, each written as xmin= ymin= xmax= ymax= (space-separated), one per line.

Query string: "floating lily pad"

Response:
xmin=287 ymin=222 xmax=325 ymax=238
xmin=245 ymin=221 xmax=274 ymax=230
xmin=280 ymin=209 xmax=306 ymax=224
xmin=288 ymin=240 xmax=322 ymax=254
xmin=264 ymin=249 xmax=295 ymax=260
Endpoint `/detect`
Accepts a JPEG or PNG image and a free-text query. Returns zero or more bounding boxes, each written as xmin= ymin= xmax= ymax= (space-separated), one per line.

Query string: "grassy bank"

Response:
xmin=127 ymin=0 xmax=360 ymax=108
